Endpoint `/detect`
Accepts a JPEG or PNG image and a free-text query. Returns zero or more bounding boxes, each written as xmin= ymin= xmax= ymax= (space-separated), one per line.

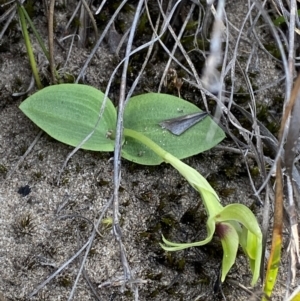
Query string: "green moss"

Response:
xmin=161 ymin=192 xmax=175 ymax=204
xmin=79 ymin=220 xmax=88 ymax=231
xmin=206 ymin=175 xmax=218 ymax=191
xmin=37 ymin=152 xmax=44 ymax=161
xmin=24 ymin=0 xmax=35 ymax=19
xmin=71 ymin=16 xmax=81 ymax=28
xmin=166 ymin=284 xmax=183 ymax=297
xmin=124 ymin=290 xmax=133 ymax=297
xmin=165 ymin=251 xmax=176 ymax=265
xmin=219 ymin=187 xmax=236 ymax=197
xmin=250 ymin=166 xmax=260 ymax=177
xmin=257 ymin=104 xmax=280 ymax=135
xmin=257 ymin=104 xmax=268 ymax=118
xmin=61 ymin=177 xmax=69 ymax=185
xmin=161 ymin=215 xmax=177 ymax=227
xmin=224 ymin=167 xmax=238 ymax=179
xmin=266 ymin=121 xmax=280 ymax=134
xmin=19 ymin=142 xmax=29 ymax=156
xmin=222 ymin=158 xmax=240 ymax=179
xmin=97 ymin=178 xmax=110 ymax=186
xmin=273 ymin=96 xmax=284 ymax=105
xmin=63 ymin=73 xmax=75 ymax=83
xmin=58 ymin=274 xmax=72 ymax=287
xmin=146 ymin=271 xmax=162 ymax=281
xmin=88 ymin=248 xmax=97 ymax=256
xmin=186 ymin=20 xmax=199 ymax=31
xmin=180 ymin=204 xmax=201 ymax=224
xmin=0 ymin=164 xmax=7 ymax=174
xmin=264 ymin=43 xmax=281 ymax=59
xmin=43 ymin=243 xmax=57 ymax=257
xmin=148 ymin=289 xmax=160 ymax=298
xmin=15 ymin=213 xmax=36 ymax=236
xmin=233 ymin=86 xmax=251 ymax=104
xmin=32 ymin=170 xmax=42 ymax=180
xmin=137 ymin=12 xmax=148 ymax=35
xmin=176 ymin=257 xmax=186 ymax=271
xmin=181 ymin=36 xmax=210 ymax=50
xmin=139 ymin=216 xmax=162 ymax=244
xmin=23 ymin=255 xmax=37 ymax=270
xmin=75 ymin=163 xmax=81 ymax=173
xmin=14 ymin=76 xmax=24 ymax=87
xmin=139 ymin=190 xmax=153 ymax=202
xmin=95 ymin=10 xmax=108 ymax=25
xmin=118 ymin=185 xmax=125 ymax=193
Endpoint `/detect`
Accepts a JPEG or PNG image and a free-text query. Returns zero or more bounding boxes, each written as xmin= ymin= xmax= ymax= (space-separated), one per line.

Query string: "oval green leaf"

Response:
xmin=19 ymin=84 xmax=117 ymax=151
xmin=122 ymin=93 xmax=225 ymax=165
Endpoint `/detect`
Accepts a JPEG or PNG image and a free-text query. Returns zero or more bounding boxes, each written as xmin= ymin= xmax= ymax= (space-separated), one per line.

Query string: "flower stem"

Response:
xmin=123 ymin=128 xmax=168 ymax=160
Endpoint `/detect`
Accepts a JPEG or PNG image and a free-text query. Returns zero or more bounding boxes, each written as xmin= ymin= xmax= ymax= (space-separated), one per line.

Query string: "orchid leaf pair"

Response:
xmin=19 ymin=84 xmax=225 ymax=165
xmin=19 ymin=83 xmax=262 ymax=285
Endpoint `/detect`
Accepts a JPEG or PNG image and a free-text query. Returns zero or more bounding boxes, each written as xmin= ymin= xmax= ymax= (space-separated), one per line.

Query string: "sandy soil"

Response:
xmin=0 ymin=1 xmax=297 ymax=300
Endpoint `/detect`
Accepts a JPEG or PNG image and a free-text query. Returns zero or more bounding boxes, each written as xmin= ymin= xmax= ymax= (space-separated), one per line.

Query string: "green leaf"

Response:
xmin=216 ymin=222 xmax=239 ymax=282
xmin=273 ymin=9 xmax=300 ymax=26
xmin=122 ymin=93 xmax=225 ymax=165
xmin=19 ymin=84 xmax=117 ymax=151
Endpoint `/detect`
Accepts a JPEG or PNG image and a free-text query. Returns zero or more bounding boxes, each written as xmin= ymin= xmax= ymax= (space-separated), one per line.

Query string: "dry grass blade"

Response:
xmin=156 ymin=0 xmax=209 ymax=111
xmin=201 ymin=0 xmax=224 ymax=95
xmin=28 ymin=196 xmax=113 ymax=298
xmin=263 ymin=158 xmax=283 ymax=300
xmin=5 ymin=130 xmax=43 ymax=180
xmin=284 ymin=75 xmax=300 ymax=286
xmin=112 ymin=1 xmax=147 ymax=297
xmin=284 ymin=76 xmax=300 ymax=175
xmin=76 ymin=0 xmax=128 ymax=82
xmin=48 ymin=0 xmax=56 ymax=84
xmin=28 ymin=238 xmax=91 ymax=298
xmin=264 ymin=75 xmax=300 ymax=299
xmin=79 ymin=0 xmax=98 ymax=46
xmin=0 ymin=2 xmax=16 ymax=40
xmin=158 ymin=2 xmax=196 ymax=96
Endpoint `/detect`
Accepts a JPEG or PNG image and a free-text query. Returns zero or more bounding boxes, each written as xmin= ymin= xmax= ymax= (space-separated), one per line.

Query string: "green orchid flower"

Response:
xmin=160 ymin=153 xmax=262 ymax=286
xmin=122 ymin=129 xmax=262 ymax=286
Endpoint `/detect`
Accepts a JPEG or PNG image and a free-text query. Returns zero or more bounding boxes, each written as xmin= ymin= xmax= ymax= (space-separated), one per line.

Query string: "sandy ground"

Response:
xmin=0 ymin=1 xmax=297 ymax=300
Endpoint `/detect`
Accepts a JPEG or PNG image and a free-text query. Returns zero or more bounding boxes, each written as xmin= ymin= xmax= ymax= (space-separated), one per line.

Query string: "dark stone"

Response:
xmin=18 ymin=185 xmax=31 ymax=197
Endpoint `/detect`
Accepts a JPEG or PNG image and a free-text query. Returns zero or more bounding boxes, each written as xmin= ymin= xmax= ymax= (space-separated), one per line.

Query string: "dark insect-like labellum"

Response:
xmin=215 ymin=222 xmax=230 ymax=239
